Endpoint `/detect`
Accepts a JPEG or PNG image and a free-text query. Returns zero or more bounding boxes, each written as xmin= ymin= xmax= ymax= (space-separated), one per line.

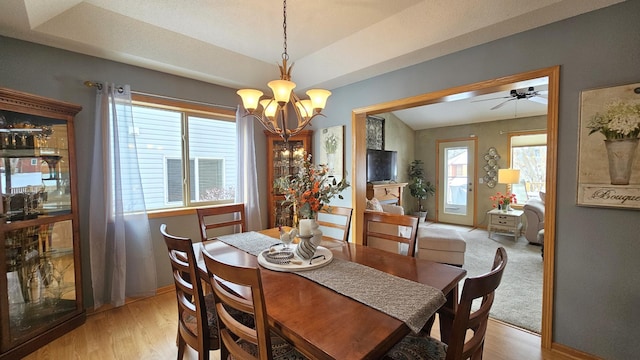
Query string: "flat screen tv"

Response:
xmin=367 ymin=149 xmax=398 ymax=183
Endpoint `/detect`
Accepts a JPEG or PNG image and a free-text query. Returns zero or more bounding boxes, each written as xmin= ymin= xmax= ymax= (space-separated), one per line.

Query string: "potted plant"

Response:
xmin=408 ymin=160 xmax=436 ymax=218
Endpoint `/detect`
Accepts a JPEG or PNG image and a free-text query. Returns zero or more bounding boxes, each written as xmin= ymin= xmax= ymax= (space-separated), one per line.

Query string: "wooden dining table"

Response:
xmin=195 ymin=228 xmax=466 ymax=360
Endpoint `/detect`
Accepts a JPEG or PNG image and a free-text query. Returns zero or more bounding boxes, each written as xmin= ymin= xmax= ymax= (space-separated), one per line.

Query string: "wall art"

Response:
xmin=577 ymin=82 xmax=640 ymax=209
xmin=366 ymin=116 xmax=384 ymax=150
xmin=318 ymin=125 xmax=344 ymax=181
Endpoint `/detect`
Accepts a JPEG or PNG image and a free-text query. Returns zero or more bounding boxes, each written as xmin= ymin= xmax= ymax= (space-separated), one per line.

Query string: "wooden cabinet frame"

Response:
xmin=0 ymin=88 xmax=84 ymax=359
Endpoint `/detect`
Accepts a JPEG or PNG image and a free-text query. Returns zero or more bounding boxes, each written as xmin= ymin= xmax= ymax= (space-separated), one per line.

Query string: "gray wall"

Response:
xmin=0 ymin=36 xmax=269 ymax=306
xmin=306 ymin=1 xmax=640 ymax=358
xmin=2 ymin=1 xmax=640 ymax=357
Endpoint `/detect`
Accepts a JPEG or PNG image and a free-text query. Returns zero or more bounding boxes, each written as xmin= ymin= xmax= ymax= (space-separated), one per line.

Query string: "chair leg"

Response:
xmin=419 ymin=314 xmax=436 ymax=336
xmin=471 ymin=342 xmax=484 ymax=360
xmin=177 ymin=333 xmax=186 ymax=360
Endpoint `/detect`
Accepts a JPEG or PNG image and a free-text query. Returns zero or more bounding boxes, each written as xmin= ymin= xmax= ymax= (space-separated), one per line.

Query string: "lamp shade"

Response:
xmin=237 ymin=89 xmax=263 ymax=111
xmin=259 ymin=99 xmax=278 ymax=118
xmin=498 ymin=169 xmax=520 ymax=184
xmin=268 ymin=79 xmax=296 ymax=104
xmin=306 ymin=89 xmax=331 ymax=110
xmin=296 ymin=99 xmax=313 ymax=118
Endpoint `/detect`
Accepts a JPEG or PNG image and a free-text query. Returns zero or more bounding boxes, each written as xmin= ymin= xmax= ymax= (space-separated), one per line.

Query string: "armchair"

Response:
xmin=523 ymin=199 xmax=544 ymax=244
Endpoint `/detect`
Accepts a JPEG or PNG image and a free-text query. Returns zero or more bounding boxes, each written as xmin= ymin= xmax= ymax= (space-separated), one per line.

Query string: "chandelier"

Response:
xmin=237 ymin=0 xmax=331 ymax=142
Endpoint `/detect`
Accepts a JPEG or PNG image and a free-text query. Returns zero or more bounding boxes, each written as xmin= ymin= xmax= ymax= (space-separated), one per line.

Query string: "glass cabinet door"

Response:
xmin=272 ymin=139 xmax=306 ymax=195
xmin=5 ymin=220 xmax=76 ymax=342
xmin=266 ymin=130 xmax=311 ymax=228
xmin=0 ymin=112 xmax=72 ymax=220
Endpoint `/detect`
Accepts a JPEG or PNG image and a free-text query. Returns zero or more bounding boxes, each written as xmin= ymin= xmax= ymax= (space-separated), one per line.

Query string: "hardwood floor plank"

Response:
xmin=24 ymin=291 xmax=569 ymax=360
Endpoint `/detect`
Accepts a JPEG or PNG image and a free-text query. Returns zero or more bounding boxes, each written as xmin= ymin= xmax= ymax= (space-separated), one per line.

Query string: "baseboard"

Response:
xmin=86 ymin=285 xmax=174 ymax=316
xmin=551 ymin=342 xmax=604 ymax=360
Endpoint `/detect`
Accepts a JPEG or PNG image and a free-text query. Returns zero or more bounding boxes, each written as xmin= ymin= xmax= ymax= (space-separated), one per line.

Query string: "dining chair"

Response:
xmin=197 ymin=203 xmax=246 ymax=242
xmin=160 ymin=224 xmax=219 ymax=360
xmin=201 ymin=247 xmax=308 ymax=360
xmin=385 ymin=247 xmax=508 ymax=360
xmin=316 ymin=205 xmax=353 ymax=247
xmin=363 ymin=211 xmax=419 ymax=257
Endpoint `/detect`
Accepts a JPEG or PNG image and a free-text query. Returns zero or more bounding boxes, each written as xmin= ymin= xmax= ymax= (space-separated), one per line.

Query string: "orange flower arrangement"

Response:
xmin=490 ymin=192 xmax=517 ymax=209
xmin=284 ymin=153 xmax=349 ymax=219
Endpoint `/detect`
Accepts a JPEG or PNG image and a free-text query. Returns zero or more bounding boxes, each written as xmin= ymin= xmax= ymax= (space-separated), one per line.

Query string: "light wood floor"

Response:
xmin=24 ymin=291 xmax=572 ymax=360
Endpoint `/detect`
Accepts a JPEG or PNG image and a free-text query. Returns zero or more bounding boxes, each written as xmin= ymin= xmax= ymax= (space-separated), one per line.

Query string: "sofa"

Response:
xmin=523 ymin=197 xmax=545 ymax=244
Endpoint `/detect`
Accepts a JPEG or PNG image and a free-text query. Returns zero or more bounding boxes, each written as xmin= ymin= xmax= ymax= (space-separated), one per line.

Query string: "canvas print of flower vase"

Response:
xmin=318 ymin=126 xmax=344 ymax=181
xmin=577 ymin=82 xmax=640 ymax=209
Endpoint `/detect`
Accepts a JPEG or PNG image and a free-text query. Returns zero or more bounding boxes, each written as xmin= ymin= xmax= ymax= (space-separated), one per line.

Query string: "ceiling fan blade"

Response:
xmin=490 ymin=99 xmax=513 ymax=110
xmin=528 ymin=96 xmax=547 ymax=105
xmin=471 ymin=96 xmax=510 ymax=103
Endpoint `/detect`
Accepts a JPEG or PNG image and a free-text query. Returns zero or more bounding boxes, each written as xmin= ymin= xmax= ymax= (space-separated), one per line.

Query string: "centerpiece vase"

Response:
xmin=502 ymin=204 xmax=510 ymax=212
xmin=604 ymin=138 xmax=639 ymax=185
xmin=295 ymin=219 xmax=323 ymax=260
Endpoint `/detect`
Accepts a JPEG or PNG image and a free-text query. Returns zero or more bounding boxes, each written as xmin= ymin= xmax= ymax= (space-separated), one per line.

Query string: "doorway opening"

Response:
xmin=351 ymin=66 xmax=559 ymax=349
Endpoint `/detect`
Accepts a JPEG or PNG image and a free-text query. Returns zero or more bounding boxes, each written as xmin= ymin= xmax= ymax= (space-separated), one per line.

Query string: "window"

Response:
xmin=124 ymin=95 xmax=236 ymax=211
xmin=509 ymin=132 xmax=546 ymax=202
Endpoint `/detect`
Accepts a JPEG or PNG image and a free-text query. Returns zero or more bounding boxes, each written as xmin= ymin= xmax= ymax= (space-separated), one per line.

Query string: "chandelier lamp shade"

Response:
xmin=236 ymin=0 xmax=331 ymax=142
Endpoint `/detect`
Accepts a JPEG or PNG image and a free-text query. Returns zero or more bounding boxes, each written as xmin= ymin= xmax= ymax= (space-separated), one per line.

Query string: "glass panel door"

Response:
xmin=438 ymin=139 xmax=476 ymax=225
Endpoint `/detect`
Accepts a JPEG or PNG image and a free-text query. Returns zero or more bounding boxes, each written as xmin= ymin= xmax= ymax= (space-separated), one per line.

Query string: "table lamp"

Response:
xmin=498 ymin=169 xmax=520 ymax=193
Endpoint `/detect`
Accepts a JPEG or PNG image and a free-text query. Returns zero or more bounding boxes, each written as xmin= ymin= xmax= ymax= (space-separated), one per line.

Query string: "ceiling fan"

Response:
xmin=474 ymin=86 xmax=548 ymax=110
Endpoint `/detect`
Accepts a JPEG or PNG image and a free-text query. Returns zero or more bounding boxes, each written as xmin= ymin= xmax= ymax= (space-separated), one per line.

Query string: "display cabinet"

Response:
xmin=265 ymin=130 xmax=312 ymax=228
xmin=0 ymin=88 xmax=84 ymax=359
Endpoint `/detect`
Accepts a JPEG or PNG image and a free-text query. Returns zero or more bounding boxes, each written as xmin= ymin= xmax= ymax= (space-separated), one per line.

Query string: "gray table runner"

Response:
xmin=214 ymin=231 xmax=446 ymax=333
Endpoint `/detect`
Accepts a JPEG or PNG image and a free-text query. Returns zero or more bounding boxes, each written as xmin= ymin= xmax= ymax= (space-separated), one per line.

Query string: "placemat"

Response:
xmin=215 ymin=231 xmax=446 ymax=333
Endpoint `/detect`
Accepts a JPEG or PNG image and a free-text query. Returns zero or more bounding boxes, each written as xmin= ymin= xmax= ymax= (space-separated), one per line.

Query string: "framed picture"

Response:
xmin=318 ymin=125 xmax=344 ymax=181
xmin=366 ymin=116 xmax=385 ymax=150
xmin=577 ymin=82 xmax=640 ymax=209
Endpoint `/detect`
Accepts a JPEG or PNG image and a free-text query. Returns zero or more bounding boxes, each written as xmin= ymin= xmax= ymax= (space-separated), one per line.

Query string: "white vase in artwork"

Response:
xmin=326 ymin=152 xmax=336 ymax=176
xmin=604 ymin=138 xmax=639 ymax=185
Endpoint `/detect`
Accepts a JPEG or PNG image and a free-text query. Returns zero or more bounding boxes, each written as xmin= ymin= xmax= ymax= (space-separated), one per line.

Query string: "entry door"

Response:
xmin=437 ymin=139 xmax=476 ymax=225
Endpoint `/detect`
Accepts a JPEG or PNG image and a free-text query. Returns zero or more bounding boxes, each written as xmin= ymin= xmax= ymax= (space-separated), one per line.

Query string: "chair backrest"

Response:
xmin=446 ymin=247 xmax=508 ymax=360
xmin=197 ymin=203 xmax=246 ymax=242
xmin=316 ymin=206 xmax=353 ymax=242
xmin=363 ymin=211 xmax=419 ymax=257
xmin=160 ymin=224 xmax=217 ymax=354
xmin=202 ymin=247 xmax=272 ymax=360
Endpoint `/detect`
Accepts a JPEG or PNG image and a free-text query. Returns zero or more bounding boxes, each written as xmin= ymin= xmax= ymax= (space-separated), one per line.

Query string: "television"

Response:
xmin=366 ymin=149 xmax=398 ymax=183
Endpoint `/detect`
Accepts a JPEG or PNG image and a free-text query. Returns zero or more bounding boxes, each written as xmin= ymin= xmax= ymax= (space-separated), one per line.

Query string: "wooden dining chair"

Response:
xmin=363 ymin=211 xmax=419 ymax=257
xmin=316 ymin=205 xmax=353 ymax=247
xmin=197 ymin=203 xmax=246 ymax=242
xmin=160 ymin=224 xmax=219 ymax=360
xmin=385 ymin=247 xmax=508 ymax=360
xmin=201 ymin=247 xmax=308 ymax=360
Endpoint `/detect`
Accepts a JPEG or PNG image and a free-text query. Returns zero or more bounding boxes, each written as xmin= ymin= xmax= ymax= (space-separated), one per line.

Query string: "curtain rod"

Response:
xmin=83 ymin=81 xmax=238 ymax=110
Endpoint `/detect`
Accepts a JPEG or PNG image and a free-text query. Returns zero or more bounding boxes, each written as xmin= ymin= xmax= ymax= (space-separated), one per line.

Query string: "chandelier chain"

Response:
xmin=282 ymin=0 xmax=289 ymax=61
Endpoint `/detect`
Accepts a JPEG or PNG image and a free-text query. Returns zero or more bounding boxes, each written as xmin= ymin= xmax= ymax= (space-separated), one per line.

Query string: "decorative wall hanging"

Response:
xmin=577 ymin=82 xmax=640 ymax=209
xmin=366 ymin=116 xmax=384 ymax=150
xmin=483 ymin=147 xmax=501 ymax=188
xmin=318 ymin=125 xmax=344 ymax=181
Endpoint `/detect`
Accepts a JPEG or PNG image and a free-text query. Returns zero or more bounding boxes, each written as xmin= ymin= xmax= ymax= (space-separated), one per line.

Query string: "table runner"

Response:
xmin=213 ymin=231 xmax=446 ymax=333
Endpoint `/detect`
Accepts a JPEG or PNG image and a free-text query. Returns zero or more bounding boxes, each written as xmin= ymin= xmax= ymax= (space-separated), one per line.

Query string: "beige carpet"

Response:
xmin=423 ymin=222 xmax=543 ymax=333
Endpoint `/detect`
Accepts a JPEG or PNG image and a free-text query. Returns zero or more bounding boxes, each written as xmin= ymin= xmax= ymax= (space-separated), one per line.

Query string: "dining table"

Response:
xmin=195 ymin=228 xmax=466 ymax=360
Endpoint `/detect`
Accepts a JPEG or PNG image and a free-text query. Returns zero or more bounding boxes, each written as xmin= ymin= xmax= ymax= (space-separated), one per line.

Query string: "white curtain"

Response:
xmin=88 ymin=83 xmax=157 ymax=309
xmin=236 ymin=106 xmax=263 ymax=230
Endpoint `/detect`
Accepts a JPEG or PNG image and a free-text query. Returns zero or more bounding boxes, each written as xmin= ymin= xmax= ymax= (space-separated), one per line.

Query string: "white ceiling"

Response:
xmin=394 ymin=78 xmax=550 ymax=130
xmin=0 ymin=0 xmax=623 ymax=126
